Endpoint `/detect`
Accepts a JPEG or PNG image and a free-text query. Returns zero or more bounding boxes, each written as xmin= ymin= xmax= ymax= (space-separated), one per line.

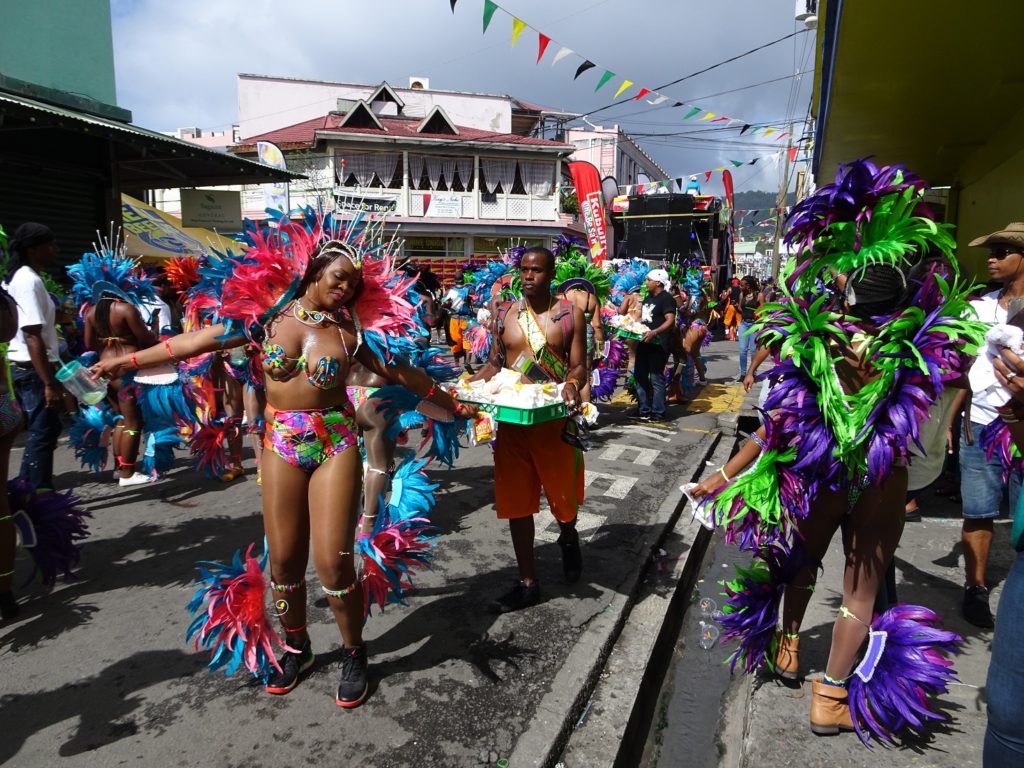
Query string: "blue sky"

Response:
xmin=109 ymin=0 xmax=815 ymax=194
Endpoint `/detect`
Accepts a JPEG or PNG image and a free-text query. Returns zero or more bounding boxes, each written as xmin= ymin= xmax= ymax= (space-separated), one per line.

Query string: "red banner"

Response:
xmin=721 ymin=169 xmax=734 ymax=209
xmin=568 ymin=161 xmax=609 ymax=265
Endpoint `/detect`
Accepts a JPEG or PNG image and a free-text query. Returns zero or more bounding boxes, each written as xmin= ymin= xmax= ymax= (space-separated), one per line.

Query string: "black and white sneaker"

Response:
xmin=335 ymin=645 xmax=369 ymax=708
xmin=264 ymin=638 xmax=314 ymax=695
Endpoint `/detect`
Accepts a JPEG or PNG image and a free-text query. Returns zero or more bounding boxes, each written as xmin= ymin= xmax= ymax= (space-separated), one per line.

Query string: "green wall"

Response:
xmin=954 ymin=104 xmax=1024 ymax=279
xmin=0 ymin=0 xmax=117 ymax=106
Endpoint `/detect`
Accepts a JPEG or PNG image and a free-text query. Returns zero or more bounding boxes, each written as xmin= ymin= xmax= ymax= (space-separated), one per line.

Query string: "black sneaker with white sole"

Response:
xmin=336 ymin=644 xmax=369 ymax=708
xmin=264 ymin=638 xmax=314 ymax=695
xmin=963 ymin=585 xmax=995 ymax=629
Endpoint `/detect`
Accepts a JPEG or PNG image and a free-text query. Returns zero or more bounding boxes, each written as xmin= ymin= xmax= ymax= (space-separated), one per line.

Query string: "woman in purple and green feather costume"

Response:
xmin=689 ymin=159 xmax=986 ymax=744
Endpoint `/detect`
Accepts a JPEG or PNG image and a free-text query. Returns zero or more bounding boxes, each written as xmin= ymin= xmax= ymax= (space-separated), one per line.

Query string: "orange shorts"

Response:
xmin=494 ymin=419 xmax=585 ymax=522
xmin=724 ymin=305 xmax=740 ymax=327
xmin=449 ymin=317 xmax=470 ymax=354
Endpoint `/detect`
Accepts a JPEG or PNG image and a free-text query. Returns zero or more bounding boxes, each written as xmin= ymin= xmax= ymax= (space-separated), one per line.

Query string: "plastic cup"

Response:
xmin=55 ymin=360 xmax=108 ymax=405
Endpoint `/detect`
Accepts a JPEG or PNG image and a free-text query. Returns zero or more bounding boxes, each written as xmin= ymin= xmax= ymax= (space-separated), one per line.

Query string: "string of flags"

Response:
xmin=619 ymin=149 xmax=796 ymax=195
xmin=450 ymin=0 xmax=789 ymax=137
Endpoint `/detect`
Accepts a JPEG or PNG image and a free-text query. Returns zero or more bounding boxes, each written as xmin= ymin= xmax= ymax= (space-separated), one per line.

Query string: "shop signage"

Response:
xmin=180 ymin=189 xmax=242 ymax=230
xmin=335 ymin=195 xmax=398 ymax=213
xmin=424 ymin=193 xmax=463 ymax=217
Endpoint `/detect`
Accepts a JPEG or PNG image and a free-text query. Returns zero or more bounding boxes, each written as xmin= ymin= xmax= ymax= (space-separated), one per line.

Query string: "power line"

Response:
xmin=578 ymin=28 xmax=810 ymax=120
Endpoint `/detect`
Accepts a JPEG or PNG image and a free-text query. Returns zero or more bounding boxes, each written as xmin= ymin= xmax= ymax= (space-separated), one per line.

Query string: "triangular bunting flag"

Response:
xmin=739 ymin=124 xmax=751 ymax=135
xmin=649 ymin=95 xmax=669 ymax=105
xmin=749 ymin=126 xmax=762 ymax=134
xmin=711 ymin=116 xmax=729 ymax=123
xmin=730 ymin=160 xmax=744 ymax=167
xmin=700 ymin=112 xmax=716 ymax=122
xmin=704 ymin=171 xmax=712 ymax=182
xmin=574 ymin=60 xmax=596 ymax=80
xmin=614 ymin=79 xmax=634 ymax=98
xmin=551 ymin=46 xmax=573 ymax=66
xmin=672 ymin=102 xmax=684 ymax=108
xmin=763 ymin=128 xmax=777 ymax=136
xmin=713 ymin=165 xmax=727 ymax=172
xmin=776 ymin=132 xmax=789 ymax=141
xmin=536 ymin=33 xmax=551 ymax=63
xmin=634 ymin=87 xmax=652 ymax=101
xmin=788 ymin=146 xmax=798 ymax=163
xmin=749 ymin=159 xmax=759 ymax=164
xmin=482 ymin=0 xmax=498 ymax=33
xmin=595 ymin=70 xmax=615 ymax=91
xmin=450 ymin=0 xmax=458 ymax=12
xmin=683 ymin=106 xmax=701 ymax=119
xmin=511 ymin=17 xmax=527 ymax=46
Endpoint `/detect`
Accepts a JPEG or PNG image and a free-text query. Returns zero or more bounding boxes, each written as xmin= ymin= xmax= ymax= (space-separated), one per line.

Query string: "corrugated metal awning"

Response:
xmin=0 ymin=90 xmax=302 ymax=189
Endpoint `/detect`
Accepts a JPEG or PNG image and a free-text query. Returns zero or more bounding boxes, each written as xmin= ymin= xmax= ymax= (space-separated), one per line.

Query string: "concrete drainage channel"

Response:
xmin=555 ymin=414 xmax=754 ymax=768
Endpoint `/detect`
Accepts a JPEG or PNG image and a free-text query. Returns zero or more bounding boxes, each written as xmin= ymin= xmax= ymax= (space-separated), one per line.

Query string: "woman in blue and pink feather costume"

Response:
xmin=689 ymin=159 xmax=985 ymax=743
xmin=92 ymin=214 xmax=478 ymax=708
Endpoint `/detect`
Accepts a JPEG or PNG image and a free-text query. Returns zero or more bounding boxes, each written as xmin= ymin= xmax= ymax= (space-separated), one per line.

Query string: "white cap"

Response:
xmin=647 ymin=268 xmax=671 ymax=290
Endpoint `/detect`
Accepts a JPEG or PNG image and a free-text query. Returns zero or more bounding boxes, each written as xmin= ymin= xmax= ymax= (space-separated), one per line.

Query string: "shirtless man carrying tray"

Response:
xmin=469 ymin=246 xmax=588 ymax=613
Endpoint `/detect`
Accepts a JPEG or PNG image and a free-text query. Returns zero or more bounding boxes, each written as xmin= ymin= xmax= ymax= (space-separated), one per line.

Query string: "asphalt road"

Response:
xmin=0 ymin=363 xmax=734 ymax=767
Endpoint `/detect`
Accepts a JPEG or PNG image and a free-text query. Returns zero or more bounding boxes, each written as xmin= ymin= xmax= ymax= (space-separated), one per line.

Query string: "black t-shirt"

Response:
xmin=640 ymin=290 xmax=677 ymax=348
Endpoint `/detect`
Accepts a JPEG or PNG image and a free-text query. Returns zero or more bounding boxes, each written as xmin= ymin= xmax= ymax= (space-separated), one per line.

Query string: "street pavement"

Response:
xmin=1 ymin=341 xmax=746 ymax=768
xmin=641 ymin=371 xmax=1008 ymax=768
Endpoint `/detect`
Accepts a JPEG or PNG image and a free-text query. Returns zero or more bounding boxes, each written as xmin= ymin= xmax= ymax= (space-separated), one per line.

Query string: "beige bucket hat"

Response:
xmin=969 ymin=222 xmax=1024 ymax=248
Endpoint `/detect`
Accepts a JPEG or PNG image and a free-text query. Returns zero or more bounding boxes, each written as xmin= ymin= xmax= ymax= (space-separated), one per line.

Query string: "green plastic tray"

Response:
xmin=613 ymin=327 xmax=645 ymax=341
xmin=464 ymin=399 xmax=567 ymax=425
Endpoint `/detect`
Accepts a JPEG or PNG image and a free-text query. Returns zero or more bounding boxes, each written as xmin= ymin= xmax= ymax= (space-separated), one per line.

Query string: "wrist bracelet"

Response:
xmin=426 ymin=382 xmax=438 ymax=399
xmin=131 ymin=352 xmax=139 ymax=369
xmin=164 ymin=338 xmax=177 ymax=361
xmin=718 ymin=467 xmax=730 ymax=483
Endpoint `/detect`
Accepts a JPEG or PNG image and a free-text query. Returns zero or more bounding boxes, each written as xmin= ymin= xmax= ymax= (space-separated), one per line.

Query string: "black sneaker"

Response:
xmin=0 ymin=591 xmax=19 ymax=620
xmin=335 ymin=645 xmax=369 ymax=708
xmin=488 ymin=581 xmax=541 ymax=614
xmin=264 ymin=638 xmax=314 ymax=695
xmin=963 ymin=585 xmax=995 ymax=629
xmin=558 ymin=528 xmax=583 ymax=583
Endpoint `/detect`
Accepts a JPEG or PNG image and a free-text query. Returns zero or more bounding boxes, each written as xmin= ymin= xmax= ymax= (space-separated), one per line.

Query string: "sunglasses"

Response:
xmin=990 ymin=247 xmax=1022 ymax=260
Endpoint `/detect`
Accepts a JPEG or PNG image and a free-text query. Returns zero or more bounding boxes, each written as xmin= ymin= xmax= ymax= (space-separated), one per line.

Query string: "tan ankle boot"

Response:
xmin=775 ymin=633 xmax=799 ymax=680
xmin=809 ymin=680 xmax=854 ymax=735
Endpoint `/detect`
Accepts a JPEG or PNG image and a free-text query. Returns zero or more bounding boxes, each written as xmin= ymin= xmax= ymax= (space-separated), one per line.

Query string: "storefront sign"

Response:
xmin=334 ymin=195 xmax=398 ymax=214
xmin=424 ymin=192 xmax=463 ymax=217
xmin=180 ymin=189 xmax=242 ymax=230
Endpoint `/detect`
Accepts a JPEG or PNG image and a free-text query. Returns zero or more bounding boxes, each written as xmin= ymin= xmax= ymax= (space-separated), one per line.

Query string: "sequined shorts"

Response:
xmin=264 ymin=404 xmax=358 ymax=472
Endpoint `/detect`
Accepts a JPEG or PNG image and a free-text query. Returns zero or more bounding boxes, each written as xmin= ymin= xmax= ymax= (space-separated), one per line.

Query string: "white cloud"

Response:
xmin=110 ymin=0 xmax=814 ymax=193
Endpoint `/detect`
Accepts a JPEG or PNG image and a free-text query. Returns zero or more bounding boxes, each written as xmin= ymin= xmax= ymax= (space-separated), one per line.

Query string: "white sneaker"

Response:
xmin=118 ymin=472 xmax=152 ymax=487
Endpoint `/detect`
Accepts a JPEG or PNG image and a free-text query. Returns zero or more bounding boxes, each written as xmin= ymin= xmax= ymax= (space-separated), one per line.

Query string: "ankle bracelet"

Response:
xmin=271 ymin=579 xmax=305 ymax=593
xmin=822 ymin=673 xmax=848 ymax=688
xmin=322 ymin=581 xmax=358 ymax=599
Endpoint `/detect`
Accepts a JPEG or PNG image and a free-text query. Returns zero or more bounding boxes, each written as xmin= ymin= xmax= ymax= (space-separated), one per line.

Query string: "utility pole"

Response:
xmin=770 ymin=122 xmax=794 ymax=280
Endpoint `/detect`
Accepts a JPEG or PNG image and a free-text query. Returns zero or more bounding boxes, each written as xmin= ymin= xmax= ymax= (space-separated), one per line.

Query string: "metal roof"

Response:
xmin=0 ymin=90 xmax=300 ymax=188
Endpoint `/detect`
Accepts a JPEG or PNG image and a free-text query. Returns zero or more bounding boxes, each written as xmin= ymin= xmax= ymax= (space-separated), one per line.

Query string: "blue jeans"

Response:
xmin=960 ymin=427 xmax=1022 ymax=519
xmin=738 ymin=320 xmax=755 ymax=378
xmin=985 ymin=549 xmax=1024 ymax=765
xmin=11 ymin=365 xmax=63 ymax=489
xmin=635 ymin=343 xmax=668 ymax=418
